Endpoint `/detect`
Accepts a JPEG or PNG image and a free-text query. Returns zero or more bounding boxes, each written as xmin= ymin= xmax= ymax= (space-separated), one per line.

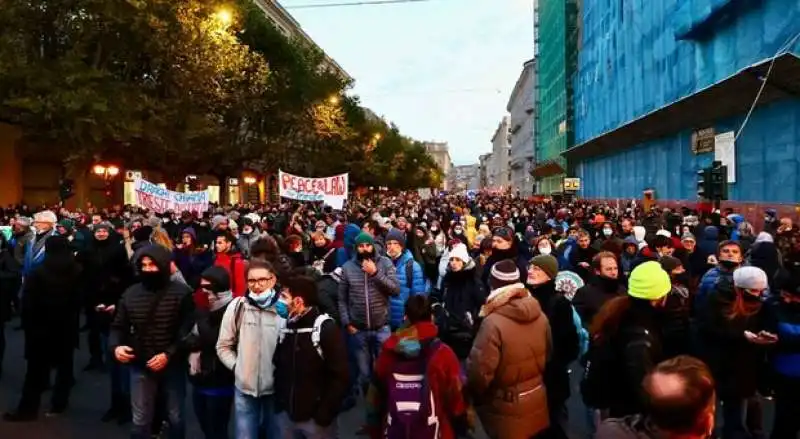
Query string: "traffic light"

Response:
xmin=710 ymin=161 xmax=728 ymax=201
xmin=59 ymin=178 xmax=75 ymax=201
xmin=696 ymin=168 xmax=711 ymax=199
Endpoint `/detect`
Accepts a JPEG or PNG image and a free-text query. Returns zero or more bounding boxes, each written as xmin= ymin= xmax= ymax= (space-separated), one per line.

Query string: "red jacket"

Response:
xmin=193 ymin=250 xmax=247 ymax=310
xmin=366 ymin=322 xmax=468 ymax=439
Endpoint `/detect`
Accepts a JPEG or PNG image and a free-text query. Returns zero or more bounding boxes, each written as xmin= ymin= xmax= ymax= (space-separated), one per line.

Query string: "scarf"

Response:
xmin=210 ymin=290 xmax=233 ymax=312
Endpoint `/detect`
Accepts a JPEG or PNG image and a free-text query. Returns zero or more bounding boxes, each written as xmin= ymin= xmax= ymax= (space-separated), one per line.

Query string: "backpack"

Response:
xmin=580 ymin=334 xmax=618 ymax=408
xmin=571 ymin=306 xmax=590 ymax=359
xmin=278 ymin=313 xmax=334 ymax=359
xmin=385 ymin=340 xmax=442 ymax=439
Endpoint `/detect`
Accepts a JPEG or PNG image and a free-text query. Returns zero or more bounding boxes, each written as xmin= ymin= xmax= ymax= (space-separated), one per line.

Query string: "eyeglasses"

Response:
xmin=247 ymin=276 xmax=274 ymax=286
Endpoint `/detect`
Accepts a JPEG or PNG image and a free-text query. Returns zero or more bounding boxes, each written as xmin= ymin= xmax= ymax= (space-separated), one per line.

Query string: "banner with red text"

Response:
xmin=134 ymin=178 xmax=209 ymax=214
xmin=278 ymin=170 xmax=348 ymax=210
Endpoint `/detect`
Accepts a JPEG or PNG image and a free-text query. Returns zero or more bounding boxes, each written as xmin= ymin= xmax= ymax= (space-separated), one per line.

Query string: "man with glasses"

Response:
xmin=217 ymin=261 xmax=282 ymax=439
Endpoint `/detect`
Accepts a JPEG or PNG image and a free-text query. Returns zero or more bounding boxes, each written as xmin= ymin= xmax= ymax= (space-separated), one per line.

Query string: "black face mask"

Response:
xmin=673 ymin=273 xmax=691 ymax=286
xmin=140 ymin=271 xmax=169 ymax=290
xmin=718 ymin=259 xmax=740 ymax=270
xmin=598 ymin=275 xmax=620 ymax=292
xmin=742 ymin=293 xmax=763 ymax=303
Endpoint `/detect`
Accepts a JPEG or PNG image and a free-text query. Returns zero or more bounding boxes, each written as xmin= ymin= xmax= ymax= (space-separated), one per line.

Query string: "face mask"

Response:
xmin=718 ymin=259 xmax=740 ymax=270
xmin=275 ymin=299 xmax=290 ymax=319
xmin=603 ymin=228 xmax=612 ymax=237
xmin=538 ymin=246 xmax=552 ymax=255
xmin=742 ymin=293 xmax=762 ymax=303
xmin=430 ymin=227 xmax=438 ymax=233
xmin=250 ymin=288 xmax=276 ymax=308
xmin=454 ymin=228 xmax=463 ymax=235
xmin=242 ymin=227 xmax=253 ymax=235
xmin=140 ymin=271 xmax=168 ymax=290
xmin=673 ymin=273 xmax=691 ymax=286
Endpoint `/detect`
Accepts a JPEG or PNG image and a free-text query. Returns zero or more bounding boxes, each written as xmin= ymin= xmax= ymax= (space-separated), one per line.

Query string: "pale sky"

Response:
xmin=282 ymin=0 xmax=535 ymax=166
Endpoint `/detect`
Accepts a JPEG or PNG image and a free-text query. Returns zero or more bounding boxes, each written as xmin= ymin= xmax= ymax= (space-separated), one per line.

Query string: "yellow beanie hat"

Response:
xmin=628 ymin=261 xmax=671 ymax=301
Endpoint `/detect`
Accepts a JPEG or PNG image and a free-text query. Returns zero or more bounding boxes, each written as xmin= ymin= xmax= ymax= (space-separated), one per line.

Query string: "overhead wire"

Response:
xmin=735 ymin=30 xmax=800 ymax=141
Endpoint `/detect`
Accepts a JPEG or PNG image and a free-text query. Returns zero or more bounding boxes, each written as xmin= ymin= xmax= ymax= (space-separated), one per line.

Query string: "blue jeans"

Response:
xmin=192 ymin=387 xmax=233 ymax=439
xmin=129 ymin=365 xmax=186 ymax=439
xmin=349 ymin=325 xmax=391 ymax=396
xmin=234 ymin=389 xmax=277 ymax=439
xmin=277 ymin=411 xmax=337 ymax=439
xmin=102 ymin=333 xmax=130 ymax=397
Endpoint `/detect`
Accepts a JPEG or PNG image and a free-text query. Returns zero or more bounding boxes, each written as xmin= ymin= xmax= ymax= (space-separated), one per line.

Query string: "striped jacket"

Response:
xmin=338 ymin=255 xmax=400 ymax=330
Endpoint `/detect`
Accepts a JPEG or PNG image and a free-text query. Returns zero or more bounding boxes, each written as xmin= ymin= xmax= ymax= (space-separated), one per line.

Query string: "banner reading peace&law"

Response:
xmin=278 ymin=170 xmax=348 ymax=210
xmin=134 ymin=178 xmax=209 ymax=214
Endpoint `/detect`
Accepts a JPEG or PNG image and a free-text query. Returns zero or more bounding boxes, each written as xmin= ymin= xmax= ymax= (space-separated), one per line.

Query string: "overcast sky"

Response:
xmin=283 ymin=0 xmax=535 ymax=165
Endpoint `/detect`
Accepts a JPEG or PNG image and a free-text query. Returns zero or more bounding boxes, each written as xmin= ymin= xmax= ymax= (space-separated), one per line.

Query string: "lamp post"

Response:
xmin=92 ymin=164 xmax=120 ymax=198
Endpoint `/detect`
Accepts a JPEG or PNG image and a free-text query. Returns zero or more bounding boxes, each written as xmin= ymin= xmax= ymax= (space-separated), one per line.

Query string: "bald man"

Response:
xmin=596 ymin=355 xmax=716 ymax=439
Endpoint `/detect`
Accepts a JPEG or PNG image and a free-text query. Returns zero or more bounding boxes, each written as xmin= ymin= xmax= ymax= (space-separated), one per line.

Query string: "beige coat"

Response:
xmin=467 ymin=283 xmax=552 ymax=439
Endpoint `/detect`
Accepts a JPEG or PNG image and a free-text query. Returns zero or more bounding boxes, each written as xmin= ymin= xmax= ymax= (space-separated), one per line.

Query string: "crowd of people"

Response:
xmin=0 ymin=193 xmax=798 ymax=439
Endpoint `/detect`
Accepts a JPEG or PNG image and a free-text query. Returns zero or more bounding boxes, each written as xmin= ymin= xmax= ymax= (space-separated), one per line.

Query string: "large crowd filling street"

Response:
xmin=0 ymin=193 xmax=799 ymax=439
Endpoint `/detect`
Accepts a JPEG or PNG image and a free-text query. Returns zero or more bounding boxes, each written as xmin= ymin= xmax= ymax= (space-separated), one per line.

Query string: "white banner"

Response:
xmin=278 ymin=170 xmax=348 ymax=210
xmin=134 ymin=178 xmax=209 ymax=214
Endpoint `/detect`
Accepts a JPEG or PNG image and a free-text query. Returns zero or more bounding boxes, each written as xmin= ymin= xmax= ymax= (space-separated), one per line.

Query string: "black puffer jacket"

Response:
xmin=433 ymin=264 xmax=485 ymax=359
xmin=110 ymin=245 xmax=194 ymax=368
xmin=273 ymin=307 xmax=349 ymax=427
xmin=572 ymin=275 xmax=626 ymax=326
xmin=186 ymin=303 xmax=235 ymax=389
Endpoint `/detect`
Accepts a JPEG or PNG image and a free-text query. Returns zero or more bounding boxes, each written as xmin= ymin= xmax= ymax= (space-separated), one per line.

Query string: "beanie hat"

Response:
xmin=449 ymin=243 xmax=471 ymax=264
xmin=57 ymin=218 xmax=75 ymax=230
xmin=529 ymin=254 xmax=559 ymax=280
xmin=733 ymin=266 xmax=768 ymax=290
xmin=681 ymin=232 xmax=696 ymax=242
xmin=385 ymin=229 xmax=406 ymax=247
xmin=94 ymin=221 xmax=113 ymax=233
xmin=211 ymin=215 xmax=227 ymax=230
xmin=492 ymin=226 xmax=514 ymax=242
xmin=628 ymin=261 xmax=671 ymax=301
xmin=755 ymin=232 xmax=773 ymax=244
xmin=201 ymin=266 xmax=231 ymax=293
xmin=181 ymin=227 xmax=197 ymax=242
xmin=659 ymin=255 xmax=683 ymax=274
xmin=354 ymin=232 xmax=374 ymax=247
xmin=489 ymin=259 xmax=521 ymax=291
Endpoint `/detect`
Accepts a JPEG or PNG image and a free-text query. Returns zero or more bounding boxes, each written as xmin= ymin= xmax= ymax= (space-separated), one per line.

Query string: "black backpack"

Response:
xmin=580 ymin=333 xmax=620 ymax=409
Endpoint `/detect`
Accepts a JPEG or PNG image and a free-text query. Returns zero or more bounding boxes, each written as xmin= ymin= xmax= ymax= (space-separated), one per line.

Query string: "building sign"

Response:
xmin=691 ymin=127 xmax=715 ymax=154
xmin=563 ymin=177 xmax=581 ymax=192
xmin=278 ymin=170 xmax=348 ymax=210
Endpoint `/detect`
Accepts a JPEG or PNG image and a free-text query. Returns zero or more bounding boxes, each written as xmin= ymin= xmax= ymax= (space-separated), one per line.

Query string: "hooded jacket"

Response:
xmin=434 ymin=261 xmax=485 ymax=359
xmin=366 ymin=321 xmax=468 ymax=439
xmin=388 ymin=249 xmax=427 ymax=329
xmin=467 ymin=283 xmax=550 ymax=439
xmin=273 ymin=307 xmax=349 ymax=427
xmin=334 ymin=224 xmax=361 ymax=269
xmin=109 ymin=245 xmax=194 ymax=368
xmin=337 ymin=253 xmax=400 ymax=330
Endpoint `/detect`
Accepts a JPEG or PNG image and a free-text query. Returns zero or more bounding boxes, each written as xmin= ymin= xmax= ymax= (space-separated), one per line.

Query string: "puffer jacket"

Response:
xmin=216 ymin=295 xmax=281 ymax=397
xmin=337 ymin=255 xmax=400 ymax=330
xmin=388 ymin=249 xmax=427 ymax=329
xmin=467 ymin=283 xmax=550 ymax=439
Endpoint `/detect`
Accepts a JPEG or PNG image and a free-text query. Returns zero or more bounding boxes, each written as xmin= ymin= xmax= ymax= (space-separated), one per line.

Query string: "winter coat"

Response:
xmin=22 ymin=229 xmax=58 ymax=276
xmin=696 ymin=226 xmax=720 ymax=263
xmin=173 ymin=247 xmax=213 ymax=291
xmin=467 ymin=284 xmax=550 ymax=439
xmin=366 ymin=322 xmax=468 ymax=439
xmin=568 ymin=245 xmax=598 ymax=283
xmin=572 ymin=276 xmax=626 ymax=326
xmin=701 ymin=278 xmax=768 ymax=399
xmin=316 ymin=274 xmax=341 ymax=322
xmin=216 ymin=296 xmax=281 ymax=397
xmin=337 ymin=254 xmax=400 ymax=330
xmin=236 ymin=231 xmax=260 ymax=259
xmin=529 ymin=280 xmax=579 ymax=406
xmin=747 ymin=241 xmax=781 ymax=292
xmin=0 ymin=243 xmax=21 ymax=323
xmin=602 ymin=300 xmax=665 ymax=417
xmin=433 ymin=263 xmax=485 ymax=359
xmin=78 ymin=239 xmax=133 ymax=316
xmin=109 ymin=246 xmax=195 ymax=369
xmin=21 ymin=254 xmax=81 ymax=360
xmin=273 ymin=307 xmax=349 ymax=427
xmin=764 ymin=298 xmax=800 ymax=380
xmin=661 ymin=284 xmax=692 ymax=358
xmin=388 ymin=249 xmax=427 ymax=329
xmin=185 ymin=302 xmax=235 ymax=390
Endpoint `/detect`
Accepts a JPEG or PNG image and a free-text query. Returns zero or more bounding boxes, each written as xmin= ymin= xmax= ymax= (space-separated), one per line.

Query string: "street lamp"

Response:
xmin=93 ymin=164 xmax=119 ymax=178
xmin=243 ymin=176 xmax=257 ymax=185
xmin=214 ymin=8 xmax=233 ymax=28
xmin=328 ymin=95 xmax=340 ymax=105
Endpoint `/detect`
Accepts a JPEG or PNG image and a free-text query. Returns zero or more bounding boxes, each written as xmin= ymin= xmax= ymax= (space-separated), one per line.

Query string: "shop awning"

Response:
xmin=563 ymin=53 xmax=800 ymax=161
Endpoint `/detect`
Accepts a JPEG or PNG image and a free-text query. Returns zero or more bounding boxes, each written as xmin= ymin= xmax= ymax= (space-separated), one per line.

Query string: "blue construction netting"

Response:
xmin=573 ymin=0 xmax=800 ymax=145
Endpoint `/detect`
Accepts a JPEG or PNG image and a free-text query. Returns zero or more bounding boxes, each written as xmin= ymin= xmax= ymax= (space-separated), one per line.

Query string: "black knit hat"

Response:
xmin=201 ymin=266 xmax=231 ymax=293
xmin=659 ymin=255 xmax=683 ymax=274
xmin=489 ymin=259 xmax=521 ymax=291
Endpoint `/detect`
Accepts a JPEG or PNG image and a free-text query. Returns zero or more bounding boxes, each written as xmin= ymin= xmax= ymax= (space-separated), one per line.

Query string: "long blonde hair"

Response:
xmin=151 ymin=226 xmax=173 ymax=251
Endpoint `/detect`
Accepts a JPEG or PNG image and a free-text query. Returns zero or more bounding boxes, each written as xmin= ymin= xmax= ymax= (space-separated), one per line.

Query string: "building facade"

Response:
xmin=478 ymin=153 xmax=492 ymax=189
xmin=424 ymin=142 xmax=453 ymax=190
xmin=569 ymin=0 xmax=800 ymax=204
xmin=507 ymin=59 xmax=537 ymax=196
xmin=490 ymin=116 xmax=512 ymax=189
xmin=533 ymin=0 xmax=580 ymax=194
xmin=450 ymin=164 xmax=480 ymax=192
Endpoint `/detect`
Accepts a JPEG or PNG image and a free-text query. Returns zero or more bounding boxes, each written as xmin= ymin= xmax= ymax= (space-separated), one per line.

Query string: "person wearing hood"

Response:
xmin=236 ymin=217 xmax=259 ymax=260
xmin=526 ymin=254 xmax=579 ymax=439
xmin=467 ymin=259 xmax=550 ymax=439
xmin=585 ymin=261 xmax=671 ymax=418
xmin=273 ymin=276 xmax=349 ymax=439
xmin=410 ymin=224 xmax=438 ymax=284
xmin=185 ymin=266 xmax=235 ymax=439
xmin=573 ymin=252 xmax=626 ymax=326
xmin=173 ymin=227 xmax=213 ymax=291
xmin=4 ymin=236 xmax=81 ymax=422
xmin=366 ymin=295 xmax=468 ymax=439
xmin=110 ymin=244 xmax=195 ymax=439
xmin=433 ymin=243 xmax=485 ymax=362
xmin=216 ymin=260 xmax=283 ymax=439
xmin=334 ymin=223 xmax=362 ymax=269
xmin=696 ymin=225 xmax=720 ymax=265
xmin=620 ymin=236 xmax=640 ymax=278
xmin=596 ymin=355 xmax=716 ymax=439
xmin=385 ymin=229 xmax=427 ymax=331
xmin=747 ymin=232 xmax=781 ymax=293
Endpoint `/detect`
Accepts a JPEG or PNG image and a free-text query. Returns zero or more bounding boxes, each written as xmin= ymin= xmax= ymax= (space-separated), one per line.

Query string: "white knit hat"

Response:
xmin=449 ymin=243 xmax=471 ymax=264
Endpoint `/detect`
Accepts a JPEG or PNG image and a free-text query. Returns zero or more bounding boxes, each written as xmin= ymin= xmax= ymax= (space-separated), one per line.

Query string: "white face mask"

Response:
xmin=538 ymin=246 xmax=552 ymax=255
xmin=603 ymin=228 xmax=613 ymax=237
